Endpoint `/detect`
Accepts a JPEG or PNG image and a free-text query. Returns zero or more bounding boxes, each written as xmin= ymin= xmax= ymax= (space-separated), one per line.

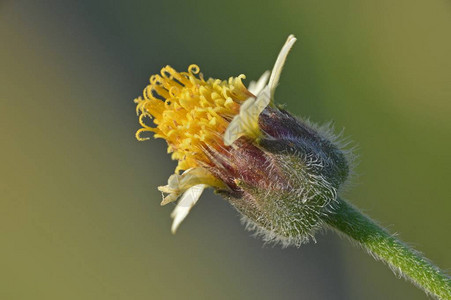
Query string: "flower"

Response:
xmin=135 ymin=35 xmax=351 ymax=245
xmin=133 ymin=35 xmax=451 ymax=299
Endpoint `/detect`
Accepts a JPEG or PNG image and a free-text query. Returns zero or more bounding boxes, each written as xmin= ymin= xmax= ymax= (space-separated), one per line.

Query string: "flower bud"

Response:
xmin=216 ymin=104 xmax=350 ymax=246
xmin=134 ymin=35 xmax=352 ymax=246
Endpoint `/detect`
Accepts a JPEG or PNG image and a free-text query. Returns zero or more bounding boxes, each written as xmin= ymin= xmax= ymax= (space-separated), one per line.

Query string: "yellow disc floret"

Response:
xmin=135 ymin=64 xmax=252 ymax=173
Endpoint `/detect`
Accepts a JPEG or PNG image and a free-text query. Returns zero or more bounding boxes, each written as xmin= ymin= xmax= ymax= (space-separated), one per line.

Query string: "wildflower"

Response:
xmin=135 ymin=35 xmax=349 ymax=243
xmin=133 ymin=35 xmax=451 ymax=298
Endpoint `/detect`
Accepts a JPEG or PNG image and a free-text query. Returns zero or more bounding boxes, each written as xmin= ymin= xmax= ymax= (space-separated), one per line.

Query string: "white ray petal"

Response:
xmin=170 ymin=184 xmax=206 ymax=234
xmin=268 ymin=35 xmax=297 ymax=98
xmin=224 ymin=86 xmax=271 ymax=146
xmin=248 ymin=70 xmax=270 ymax=96
xmin=159 ymin=168 xmax=218 ymax=206
xmin=224 ymin=35 xmax=296 ymax=146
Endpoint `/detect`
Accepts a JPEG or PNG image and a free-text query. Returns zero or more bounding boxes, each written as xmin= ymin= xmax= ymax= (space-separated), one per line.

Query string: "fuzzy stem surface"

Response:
xmin=325 ymin=198 xmax=451 ymax=299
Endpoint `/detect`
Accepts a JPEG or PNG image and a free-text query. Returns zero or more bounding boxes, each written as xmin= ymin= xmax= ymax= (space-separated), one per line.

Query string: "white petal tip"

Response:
xmin=169 ymin=185 xmax=206 ymax=233
xmin=171 ymin=225 xmax=179 ymax=234
xmin=248 ymin=70 xmax=271 ymax=95
xmin=287 ymin=34 xmax=297 ymax=42
xmin=268 ymin=35 xmax=297 ymax=97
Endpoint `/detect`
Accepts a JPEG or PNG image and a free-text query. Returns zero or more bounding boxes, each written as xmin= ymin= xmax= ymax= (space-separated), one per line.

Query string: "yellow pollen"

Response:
xmin=135 ymin=64 xmax=252 ymax=173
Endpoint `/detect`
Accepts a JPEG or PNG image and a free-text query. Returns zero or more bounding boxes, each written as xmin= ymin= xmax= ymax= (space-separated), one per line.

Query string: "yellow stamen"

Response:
xmin=135 ymin=64 xmax=253 ymax=173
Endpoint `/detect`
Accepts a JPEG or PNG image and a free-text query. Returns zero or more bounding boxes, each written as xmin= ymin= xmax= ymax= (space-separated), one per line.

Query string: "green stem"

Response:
xmin=325 ymin=198 xmax=451 ymax=299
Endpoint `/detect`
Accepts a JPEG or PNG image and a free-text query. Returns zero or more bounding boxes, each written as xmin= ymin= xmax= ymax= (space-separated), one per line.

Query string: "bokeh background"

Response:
xmin=1 ymin=1 xmax=450 ymax=299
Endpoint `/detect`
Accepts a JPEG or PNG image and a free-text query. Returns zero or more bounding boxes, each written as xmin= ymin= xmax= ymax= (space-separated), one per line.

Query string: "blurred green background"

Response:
xmin=1 ymin=1 xmax=449 ymax=299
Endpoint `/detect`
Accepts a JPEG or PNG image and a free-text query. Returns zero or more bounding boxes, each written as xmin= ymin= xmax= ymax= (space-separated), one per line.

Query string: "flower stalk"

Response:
xmin=325 ymin=198 xmax=451 ymax=299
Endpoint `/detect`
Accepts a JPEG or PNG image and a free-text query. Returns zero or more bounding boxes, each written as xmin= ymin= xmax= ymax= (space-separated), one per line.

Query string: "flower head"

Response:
xmin=135 ymin=64 xmax=252 ymax=173
xmin=135 ymin=35 xmax=351 ymax=244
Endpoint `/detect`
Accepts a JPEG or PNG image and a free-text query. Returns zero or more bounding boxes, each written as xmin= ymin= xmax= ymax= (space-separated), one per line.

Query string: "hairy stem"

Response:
xmin=324 ymin=198 xmax=451 ymax=299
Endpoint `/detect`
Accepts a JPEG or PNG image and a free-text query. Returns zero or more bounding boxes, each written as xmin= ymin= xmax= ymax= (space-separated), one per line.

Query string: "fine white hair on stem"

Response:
xmin=268 ymin=34 xmax=297 ymax=99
